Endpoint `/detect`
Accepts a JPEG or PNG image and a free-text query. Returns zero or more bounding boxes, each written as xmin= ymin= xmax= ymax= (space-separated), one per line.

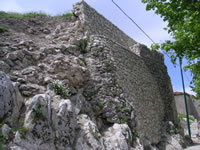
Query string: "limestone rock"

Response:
xmin=0 ymin=48 xmax=8 ymax=57
xmin=0 ymin=71 xmax=23 ymax=123
xmin=0 ymin=61 xmax=10 ymax=73
xmin=75 ymin=114 xmax=105 ymax=150
xmin=103 ymin=123 xmax=132 ymax=150
xmin=52 ymin=99 xmax=76 ymax=150
xmin=23 ymin=94 xmax=55 ymax=150
xmin=1 ymin=124 xmax=11 ymax=140
xmin=19 ymin=83 xmax=45 ymax=96
xmin=165 ymin=134 xmax=184 ymax=150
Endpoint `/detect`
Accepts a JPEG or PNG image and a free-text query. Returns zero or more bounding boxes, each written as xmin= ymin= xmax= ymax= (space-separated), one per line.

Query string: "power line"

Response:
xmin=111 ymin=0 xmax=172 ymax=58
xmin=111 ymin=0 xmax=156 ymax=44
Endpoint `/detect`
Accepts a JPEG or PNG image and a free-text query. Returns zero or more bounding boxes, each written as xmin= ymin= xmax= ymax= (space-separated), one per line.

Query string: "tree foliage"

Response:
xmin=142 ymin=0 xmax=200 ymax=98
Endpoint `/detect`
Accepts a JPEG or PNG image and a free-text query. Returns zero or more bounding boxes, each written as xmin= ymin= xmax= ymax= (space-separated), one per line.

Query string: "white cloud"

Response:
xmin=185 ymin=87 xmax=196 ymax=96
xmin=0 ymin=0 xmax=23 ymax=12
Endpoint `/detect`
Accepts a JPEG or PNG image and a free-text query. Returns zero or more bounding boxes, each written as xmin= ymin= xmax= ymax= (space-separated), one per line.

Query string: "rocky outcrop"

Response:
xmin=0 ymin=71 xmax=23 ymax=124
xmin=0 ymin=1 xmax=184 ymax=150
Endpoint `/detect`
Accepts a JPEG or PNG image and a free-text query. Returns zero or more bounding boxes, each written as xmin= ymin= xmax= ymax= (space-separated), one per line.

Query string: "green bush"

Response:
xmin=8 ymin=129 xmax=15 ymax=141
xmin=18 ymin=127 xmax=28 ymax=139
xmin=178 ymin=113 xmax=195 ymax=121
xmin=103 ymin=60 xmax=113 ymax=72
xmin=33 ymin=100 xmax=45 ymax=122
xmin=50 ymin=121 xmax=56 ymax=131
xmin=52 ymin=80 xmax=70 ymax=98
xmin=125 ymin=128 xmax=129 ymax=132
xmin=0 ymin=132 xmax=5 ymax=150
xmin=89 ymin=128 xmax=99 ymax=141
xmin=76 ymin=39 xmax=88 ymax=54
xmin=0 ymin=25 xmax=8 ymax=33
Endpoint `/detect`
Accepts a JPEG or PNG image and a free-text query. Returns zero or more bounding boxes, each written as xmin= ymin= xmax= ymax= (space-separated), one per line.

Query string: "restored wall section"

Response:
xmin=74 ymin=1 xmax=179 ymax=144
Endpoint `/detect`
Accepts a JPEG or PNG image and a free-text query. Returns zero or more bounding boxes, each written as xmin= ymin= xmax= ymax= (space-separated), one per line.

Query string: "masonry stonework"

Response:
xmin=75 ymin=1 xmax=179 ymax=144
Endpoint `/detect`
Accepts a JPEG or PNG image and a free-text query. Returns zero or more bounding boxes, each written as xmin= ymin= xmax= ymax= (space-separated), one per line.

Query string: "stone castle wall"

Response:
xmin=73 ymin=1 xmax=137 ymax=49
xmin=74 ymin=1 xmax=179 ymax=144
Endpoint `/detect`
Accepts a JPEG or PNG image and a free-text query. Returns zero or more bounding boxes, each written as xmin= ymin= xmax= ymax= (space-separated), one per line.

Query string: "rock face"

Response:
xmin=0 ymin=71 xmax=23 ymax=124
xmin=0 ymin=1 xmax=184 ymax=150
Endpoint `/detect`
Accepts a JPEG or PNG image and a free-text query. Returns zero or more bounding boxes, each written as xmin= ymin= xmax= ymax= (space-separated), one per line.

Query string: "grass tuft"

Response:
xmin=33 ymin=100 xmax=46 ymax=122
xmin=89 ymin=128 xmax=99 ymax=141
xmin=75 ymin=39 xmax=88 ymax=54
xmin=61 ymin=13 xmax=74 ymax=19
xmin=18 ymin=127 xmax=28 ymax=139
xmin=52 ymin=80 xmax=71 ymax=98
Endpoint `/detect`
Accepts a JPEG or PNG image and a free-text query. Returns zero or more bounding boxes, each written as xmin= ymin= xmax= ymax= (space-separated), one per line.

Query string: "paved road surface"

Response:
xmin=184 ymin=145 xmax=200 ymax=150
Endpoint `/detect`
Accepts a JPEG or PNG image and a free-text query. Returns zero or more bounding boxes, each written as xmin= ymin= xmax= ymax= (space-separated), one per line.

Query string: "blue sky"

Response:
xmin=0 ymin=0 xmax=195 ymax=95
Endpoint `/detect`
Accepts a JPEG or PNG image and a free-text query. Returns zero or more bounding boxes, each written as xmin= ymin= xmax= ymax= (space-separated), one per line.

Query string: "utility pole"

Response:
xmin=179 ymin=57 xmax=191 ymax=137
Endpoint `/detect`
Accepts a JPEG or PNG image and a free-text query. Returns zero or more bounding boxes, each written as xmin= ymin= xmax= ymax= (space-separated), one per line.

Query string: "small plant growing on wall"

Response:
xmin=18 ymin=127 xmax=28 ymax=139
xmin=76 ymin=39 xmax=88 ymax=54
xmin=52 ymin=80 xmax=71 ymax=98
xmin=0 ymin=132 xmax=5 ymax=150
xmin=89 ymin=128 xmax=99 ymax=141
xmin=103 ymin=59 xmax=113 ymax=72
xmin=33 ymin=100 xmax=45 ymax=122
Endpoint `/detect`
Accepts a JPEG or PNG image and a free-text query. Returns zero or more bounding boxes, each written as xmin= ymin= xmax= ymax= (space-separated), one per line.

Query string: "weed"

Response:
xmin=125 ymin=128 xmax=129 ymax=132
xmin=52 ymin=80 xmax=70 ymax=98
xmin=8 ymin=129 xmax=15 ymax=141
xmin=89 ymin=128 xmax=99 ymax=141
xmin=50 ymin=122 xmax=56 ymax=131
xmin=80 ymin=58 xmax=88 ymax=66
xmin=120 ymin=118 xmax=128 ymax=124
xmin=0 ymin=25 xmax=8 ymax=33
xmin=132 ymin=131 xmax=138 ymax=141
xmin=0 ymin=115 xmax=9 ymax=128
xmin=79 ymin=110 xmax=89 ymax=116
xmin=124 ymin=107 xmax=132 ymax=113
xmin=96 ymin=101 xmax=104 ymax=109
xmin=116 ymin=106 xmax=122 ymax=112
xmin=178 ymin=113 xmax=195 ymax=121
xmin=0 ymin=132 xmax=5 ymax=150
xmin=18 ymin=127 xmax=28 ymax=139
xmin=76 ymin=39 xmax=88 ymax=54
xmin=103 ymin=60 xmax=113 ymax=71
xmin=33 ymin=100 xmax=45 ymax=122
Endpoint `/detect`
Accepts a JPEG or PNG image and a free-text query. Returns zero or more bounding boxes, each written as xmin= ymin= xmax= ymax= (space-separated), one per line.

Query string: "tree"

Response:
xmin=142 ymin=0 xmax=200 ymax=99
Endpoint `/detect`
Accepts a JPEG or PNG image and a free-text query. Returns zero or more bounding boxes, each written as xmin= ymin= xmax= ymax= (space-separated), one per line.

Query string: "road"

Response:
xmin=184 ymin=145 xmax=200 ymax=150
